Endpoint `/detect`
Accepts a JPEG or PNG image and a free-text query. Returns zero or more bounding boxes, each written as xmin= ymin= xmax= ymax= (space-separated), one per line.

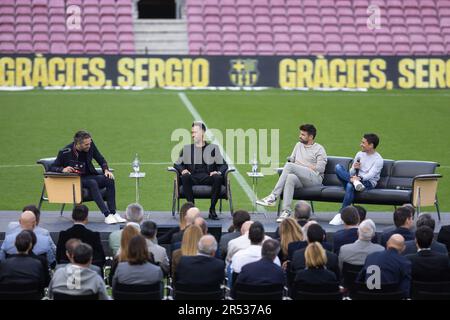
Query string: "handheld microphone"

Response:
xmin=355 ymin=157 xmax=361 ymax=176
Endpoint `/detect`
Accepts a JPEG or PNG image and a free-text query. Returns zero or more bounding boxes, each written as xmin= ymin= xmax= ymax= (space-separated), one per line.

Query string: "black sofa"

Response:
xmin=277 ymin=156 xmax=442 ymax=219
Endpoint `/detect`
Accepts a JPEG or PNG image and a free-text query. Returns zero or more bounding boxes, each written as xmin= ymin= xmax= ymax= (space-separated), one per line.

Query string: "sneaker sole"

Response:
xmin=256 ymin=200 xmax=276 ymax=207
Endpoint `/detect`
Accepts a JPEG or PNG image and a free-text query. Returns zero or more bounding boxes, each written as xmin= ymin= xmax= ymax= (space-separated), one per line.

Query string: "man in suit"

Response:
xmin=403 ymin=214 xmax=447 ymax=255
xmin=339 ymin=219 xmax=384 ymax=270
xmin=405 ymin=226 xmax=450 ymax=282
xmin=359 ymin=234 xmax=411 ymax=298
xmin=175 ymin=235 xmax=225 ymax=289
xmin=50 ymin=130 xmax=125 ymax=225
xmin=438 ymin=224 xmax=450 ymax=255
xmin=291 ymin=223 xmax=340 ymax=280
xmin=0 ymin=211 xmax=56 ymax=266
xmin=56 ymin=205 xmax=105 ymax=268
xmin=141 ymin=220 xmax=170 ymax=275
xmin=380 ymin=207 xmax=415 ymax=247
xmin=332 ymin=206 xmax=360 ymax=255
xmin=174 ymin=121 xmax=228 ymax=220
xmin=236 ymin=239 xmax=285 ymax=286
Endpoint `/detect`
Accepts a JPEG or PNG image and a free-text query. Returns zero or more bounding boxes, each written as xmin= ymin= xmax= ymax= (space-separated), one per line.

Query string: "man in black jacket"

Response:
xmin=56 ymin=205 xmax=105 ymax=268
xmin=174 ymin=122 xmax=228 ymax=220
xmin=50 ymin=130 xmax=125 ymax=224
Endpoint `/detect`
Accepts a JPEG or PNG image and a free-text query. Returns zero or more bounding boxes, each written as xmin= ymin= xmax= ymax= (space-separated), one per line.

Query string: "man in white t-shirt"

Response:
xmin=330 ymin=133 xmax=384 ymax=225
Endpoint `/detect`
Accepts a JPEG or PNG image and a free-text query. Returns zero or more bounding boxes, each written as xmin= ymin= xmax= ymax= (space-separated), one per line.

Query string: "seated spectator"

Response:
xmin=171 ymin=206 xmax=201 ymax=245
xmin=140 ymin=221 xmax=170 ymax=275
xmin=287 ymin=221 xmax=332 ymax=260
xmin=380 ymin=207 xmax=415 ymax=247
xmin=291 ymin=224 xmax=339 ymax=280
xmin=56 ymin=204 xmax=105 ymax=267
xmin=0 ymin=211 xmax=56 ymax=266
xmin=274 ymin=201 xmax=312 ymax=239
xmin=231 ymin=222 xmax=281 ymax=274
xmin=338 ymin=219 xmax=384 ymax=270
xmin=194 ymin=217 xmax=208 ymax=235
xmin=112 ymin=235 xmax=163 ymax=288
xmin=219 ymin=210 xmax=251 ymax=259
xmin=354 ymin=205 xmax=367 ymax=222
xmin=55 ymin=239 xmax=102 ymax=276
xmin=0 ymin=231 xmax=47 ymax=295
xmin=109 ymin=203 xmax=144 ymax=256
xmin=171 ymin=225 xmax=203 ymax=281
xmin=7 ymin=205 xmax=52 ymax=237
xmin=333 ymin=206 xmax=360 ymax=255
xmin=359 ymin=234 xmax=411 ymax=298
xmin=295 ymin=242 xmax=338 ymax=284
xmin=405 ymin=226 xmax=450 ymax=282
xmin=403 ymin=214 xmax=447 ymax=255
xmin=22 ymin=230 xmax=51 ymax=288
xmin=175 ymin=235 xmax=225 ymax=289
xmin=438 ymin=223 xmax=450 ymax=255
xmin=157 ymin=202 xmax=194 ymax=245
xmin=49 ymin=243 xmax=109 ymax=300
xmin=279 ymin=218 xmax=304 ymax=263
xmin=236 ymin=239 xmax=285 ymax=286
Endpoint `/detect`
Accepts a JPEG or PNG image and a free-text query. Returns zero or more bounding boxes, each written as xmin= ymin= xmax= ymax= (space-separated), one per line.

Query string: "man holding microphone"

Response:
xmin=330 ymin=133 xmax=384 ymax=225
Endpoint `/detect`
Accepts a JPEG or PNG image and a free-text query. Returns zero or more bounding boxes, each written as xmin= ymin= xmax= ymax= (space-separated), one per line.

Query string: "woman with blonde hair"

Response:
xmin=279 ymin=218 xmax=304 ymax=262
xmin=294 ymin=242 xmax=337 ymax=284
xmin=171 ymin=225 xmax=203 ymax=280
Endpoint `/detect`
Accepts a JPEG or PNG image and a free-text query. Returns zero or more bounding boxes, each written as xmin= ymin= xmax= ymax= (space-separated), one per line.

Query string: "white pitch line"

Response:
xmin=0 ymin=162 xmax=172 ymax=169
xmin=178 ymin=92 xmax=260 ymax=206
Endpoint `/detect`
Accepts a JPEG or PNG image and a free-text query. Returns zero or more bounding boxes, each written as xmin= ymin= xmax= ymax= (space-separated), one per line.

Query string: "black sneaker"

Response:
xmin=208 ymin=208 xmax=220 ymax=220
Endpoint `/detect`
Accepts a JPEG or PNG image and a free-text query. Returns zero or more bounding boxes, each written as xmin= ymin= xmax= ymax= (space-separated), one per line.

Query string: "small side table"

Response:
xmin=129 ymin=172 xmax=146 ymax=203
xmin=247 ymin=172 xmax=265 ymax=217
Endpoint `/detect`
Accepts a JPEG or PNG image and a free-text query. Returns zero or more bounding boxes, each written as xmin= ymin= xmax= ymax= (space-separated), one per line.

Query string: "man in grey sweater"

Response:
xmin=257 ymin=124 xmax=327 ymax=223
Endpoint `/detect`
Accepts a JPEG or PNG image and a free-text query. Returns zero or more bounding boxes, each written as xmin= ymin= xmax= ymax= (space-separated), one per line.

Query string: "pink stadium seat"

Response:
xmin=16 ymin=42 xmax=33 ymax=52
xmin=274 ymin=43 xmax=291 ymax=55
xmin=394 ymin=44 xmax=411 ymax=55
xmin=292 ymin=42 xmax=308 ymax=55
xmin=34 ymin=42 xmax=50 ymax=53
xmin=223 ymin=42 xmax=239 ymax=55
xmin=326 ymin=43 xmax=342 ymax=55
xmin=102 ymin=42 xmax=119 ymax=54
xmin=240 ymin=42 xmax=256 ymax=55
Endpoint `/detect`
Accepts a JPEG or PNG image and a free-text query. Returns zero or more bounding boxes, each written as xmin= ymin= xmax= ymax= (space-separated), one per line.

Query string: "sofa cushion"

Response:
xmin=292 ymin=186 xmax=325 ymax=201
xmin=387 ymin=161 xmax=438 ymax=190
xmin=320 ymin=186 xmax=347 ymax=201
xmin=354 ymin=189 xmax=411 ymax=205
xmin=375 ymin=159 xmax=395 ymax=189
xmin=322 ymin=156 xmax=353 ymax=186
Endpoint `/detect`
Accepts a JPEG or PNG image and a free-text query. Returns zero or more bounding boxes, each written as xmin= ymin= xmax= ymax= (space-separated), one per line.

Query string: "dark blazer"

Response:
xmin=174 ymin=143 xmax=228 ymax=176
xmin=287 ymin=241 xmax=333 ymax=261
xmin=236 ymin=258 xmax=285 ymax=286
xmin=56 ymin=224 xmax=105 ymax=266
xmin=359 ymin=248 xmax=411 ymax=297
xmin=175 ymin=255 xmax=225 ymax=288
xmin=0 ymin=254 xmax=46 ymax=292
xmin=402 ymin=240 xmax=448 ymax=256
xmin=29 ymin=252 xmax=51 ymax=288
xmin=171 ymin=230 xmax=185 ymax=245
xmin=157 ymin=226 xmax=180 ymax=245
xmin=405 ymin=250 xmax=450 ymax=282
xmin=333 ymin=228 xmax=358 ymax=255
xmin=438 ymin=225 xmax=450 ymax=254
xmin=291 ymin=247 xmax=340 ymax=280
xmin=50 ymin=141 xmax=108 ymax=174
xmin=295 ymin=267 xmax=338 ymax=284
xmin=380 ymin=227 xmax=415 ymax=247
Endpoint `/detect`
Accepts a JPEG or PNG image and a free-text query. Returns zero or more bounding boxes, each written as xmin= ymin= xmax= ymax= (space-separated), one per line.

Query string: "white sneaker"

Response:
xmin=113 ymin=213 xmax=126 ymax=223
xmin=105 ymin=214 xmax=117 ymax=224
xmin=329 ymin=213 xmax=344 ymax=225
xmin=256 ymin=194 xmax=277 ymax=207
xmin=353 ymin=180 xmax=366 ymax=192
xmin=276 ymin=210 xmax=291 ymax=223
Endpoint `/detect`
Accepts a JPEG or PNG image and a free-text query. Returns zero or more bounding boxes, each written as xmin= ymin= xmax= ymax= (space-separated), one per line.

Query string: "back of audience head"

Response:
xmin=73 ymin=243 xmax=93 ymax=266
xmin=305 ymin=242 xmax=327 ymax=269
xmin=307 ymin=223 xmax=326 ymax=244
xmin=181 ymin=225 xmax=203 ymax=256
xmin=22 ymin=205 xmax=40 ymax=225
xmin=387 ymin=234 xmax=405 ymax=253
xmin=228 ymin=210 xmax=251 ymax=232
xmin=249 ymin=222 xmax=265 ymax=245
xmin=261 ymin=239 xmax=280 ymax=262
xmin=401 ymin=203 xmax=416 ymax=218
xmin=197 ymin=235 xmax=217 ymax=257
xmin=358 ymin=219 xmax=376 ymax=241
xmin=240 ymin=220 xmax=254 ymax=235
xmin=393 ymin=207 xmax=413 ymax=229
xmin=65 ymin=238 xmax=82 ymax=262
xmin=194 ymin=217 xmax=208 ymax=235
xmin=185 ymin=207 xmax=201 ymax=226
xmin=72 ymin=204 xmax=89 ymax=223
xmin=127 ymin=235 xmax=150 ymax=265
xmin=125 ymin=203 xmax=144 ymax=224
xmin=354 ymin=205 xmax=367 ymax=222
xmin=279 ymin=218 xmax=304 ymax=256
xmin=179 ymin=202 xmax=195 ymax=229
xmin=119 ymin=225 xmax=141 ymax=262
xmin=141 ymin=220 xmax=158 ymax=240
xmin=19 ymin=210 xmax=36 ymax=230
xmin=15 ymin=230 xmax=34 ymax=254
xmin=293 ymin=201 xmax=311 ymax=221
xmin=341 ymin=206 xmax=360 ymax=226
xmin=416 ymin=213 xmax=435 ymax=231
xmin=415 ymin=226 xmax=434 ymax=249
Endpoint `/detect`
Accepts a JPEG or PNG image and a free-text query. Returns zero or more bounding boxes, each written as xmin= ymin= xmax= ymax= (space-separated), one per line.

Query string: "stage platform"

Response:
xmin=0 ymin=210 xmax=447 ymax=256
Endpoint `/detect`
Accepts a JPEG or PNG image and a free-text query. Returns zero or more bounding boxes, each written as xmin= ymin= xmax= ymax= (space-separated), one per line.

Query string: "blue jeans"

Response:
xmin=335 ymin=164 xmax=373 ymax=210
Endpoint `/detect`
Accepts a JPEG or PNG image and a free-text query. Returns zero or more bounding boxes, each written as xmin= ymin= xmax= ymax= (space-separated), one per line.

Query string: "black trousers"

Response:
xmin=81 ymin=175 xmax=116 ymax=216
xmin=180 ymin=173 xmax=223 ymax=210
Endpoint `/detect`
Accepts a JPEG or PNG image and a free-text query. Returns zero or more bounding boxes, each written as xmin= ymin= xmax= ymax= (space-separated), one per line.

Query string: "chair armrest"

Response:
xmin=167 ymin=166 xmax=180 ymax=177
xmin=225 ymin=167 xmax=235 ymax=180
xmin=413 ymin=174 xmax=442 ymax=182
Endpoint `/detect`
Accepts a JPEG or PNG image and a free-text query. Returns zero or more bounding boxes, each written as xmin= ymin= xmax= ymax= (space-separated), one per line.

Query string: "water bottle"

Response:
xmin=132 ymin=153 xmax=140 ymax=173
xmin=251 ymin=154 xmax=258 ymax=174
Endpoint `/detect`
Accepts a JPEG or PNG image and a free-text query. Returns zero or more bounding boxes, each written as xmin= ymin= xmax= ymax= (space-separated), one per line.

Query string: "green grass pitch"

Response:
xmin=0 ymin=89 xmax=448 ymax=214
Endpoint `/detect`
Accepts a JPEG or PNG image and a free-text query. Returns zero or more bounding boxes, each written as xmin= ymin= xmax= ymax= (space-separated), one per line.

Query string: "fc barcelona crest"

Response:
xmin=229 ymin=59 xmax=259 ymax=86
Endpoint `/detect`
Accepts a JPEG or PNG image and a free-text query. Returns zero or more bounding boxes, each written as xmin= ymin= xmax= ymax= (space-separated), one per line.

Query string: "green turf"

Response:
xmin=0 ymin=89 xmax=448 ymax=214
